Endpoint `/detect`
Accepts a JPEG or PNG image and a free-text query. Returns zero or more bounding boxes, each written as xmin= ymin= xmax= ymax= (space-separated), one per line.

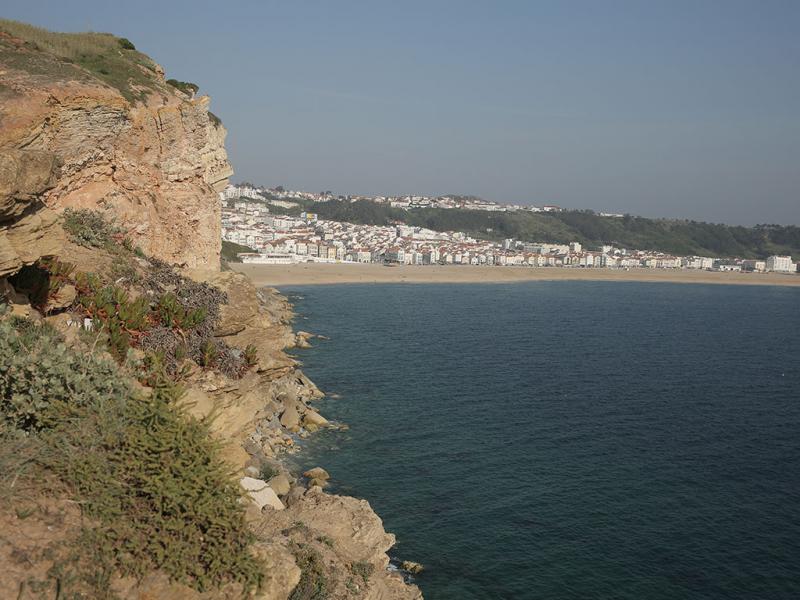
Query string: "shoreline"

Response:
xmin=232 ymin=262 xmax=800 ymax=287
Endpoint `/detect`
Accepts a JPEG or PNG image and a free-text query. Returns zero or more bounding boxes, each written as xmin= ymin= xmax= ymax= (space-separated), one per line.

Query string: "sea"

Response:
xmin=282 ymin=281 xmax=800 ymax=600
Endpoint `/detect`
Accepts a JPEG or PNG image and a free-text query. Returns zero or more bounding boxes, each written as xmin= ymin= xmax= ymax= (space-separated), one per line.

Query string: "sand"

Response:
xmin=232 ymin=262 xmax=800 ymax=287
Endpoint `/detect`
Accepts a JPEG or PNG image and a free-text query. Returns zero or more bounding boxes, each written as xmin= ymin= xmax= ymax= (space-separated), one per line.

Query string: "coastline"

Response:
xmin=232 ymin=262 xmax=800 ymax=287
xmin=185 ymin=272 xmax=423 ymax=599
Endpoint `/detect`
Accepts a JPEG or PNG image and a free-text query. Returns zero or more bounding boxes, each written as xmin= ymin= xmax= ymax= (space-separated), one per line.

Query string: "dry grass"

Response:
xmin=0 ymin=18 xmax=161 ymax=102
xmin=0 ymin=18 xmax=137 ymax=62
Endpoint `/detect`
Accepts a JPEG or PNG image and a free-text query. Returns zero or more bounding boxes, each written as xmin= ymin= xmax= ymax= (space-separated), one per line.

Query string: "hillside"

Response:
xmin=294 ymin=199 xmax=799 ymax=259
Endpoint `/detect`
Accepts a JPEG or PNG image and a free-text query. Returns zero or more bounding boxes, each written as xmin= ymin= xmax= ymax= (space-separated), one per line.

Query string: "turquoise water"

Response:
xmin=284 ymin=282 xmax=800 ymax=600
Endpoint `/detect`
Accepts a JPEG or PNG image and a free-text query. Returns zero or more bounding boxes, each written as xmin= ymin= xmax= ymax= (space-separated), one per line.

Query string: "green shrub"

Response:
xmin=0 ymin=318 xmax=124 ymax=432
xmin=63 ymin=208 xmax=123 ymax=249
xmin=351 ymin=560 xmax=375 ymax=583
xmin=289 ymin=545 xmax=328 ymax=600
xmin=244 ymin=344 xmax=258 ymax=367
xmin=60 ymin=209 xmax=251 ymax=379
xmin=156 ymin=292 xmax=207 ymax=330
xmin=0 ymin=318 xmax=264 ymax=594
xmin=156 ymin=292 xmax=184 ymax=328
xmin=166 ymin=78 xmax=199 ymax=96
xmin=75 ymin=276 xmax=153 ymax=360
xmin=118 ymin=37 xmax=135 ymax=50
xmin=199 ymin=339 xmax=218 ymax=368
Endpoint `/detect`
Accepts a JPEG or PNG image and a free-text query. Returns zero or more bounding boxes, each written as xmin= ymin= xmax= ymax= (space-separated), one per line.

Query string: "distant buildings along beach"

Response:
xmin=220 ymin=185 xmax=798 ymax=274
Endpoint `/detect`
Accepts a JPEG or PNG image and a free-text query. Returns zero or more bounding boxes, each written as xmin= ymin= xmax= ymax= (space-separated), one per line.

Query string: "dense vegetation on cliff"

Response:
xmin=222 ymin=240 xmax=257 ymax=263
xmin=294 ymin=198 xmax=800 ymax=258
xmin=0 ymin=213 xmax=263 ymax=597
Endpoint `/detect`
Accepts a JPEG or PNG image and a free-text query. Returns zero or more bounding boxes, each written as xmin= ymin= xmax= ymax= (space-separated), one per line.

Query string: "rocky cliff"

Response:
xmin=0 ymin=21 xmax=421 ymax=600
xmin=0 ymin=26 xmax=230 ymax=268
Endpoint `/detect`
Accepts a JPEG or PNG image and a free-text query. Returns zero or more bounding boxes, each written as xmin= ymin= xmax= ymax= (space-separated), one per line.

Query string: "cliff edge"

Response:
xmin=0 ymin=21 xmax=230 ymax=267
xmin=0 ymin=20 xmax=421 ymax=600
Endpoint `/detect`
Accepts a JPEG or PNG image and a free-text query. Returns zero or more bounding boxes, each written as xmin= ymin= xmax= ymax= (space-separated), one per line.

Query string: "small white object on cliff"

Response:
xmin=240 ymin=477 xmax=285 ymax=511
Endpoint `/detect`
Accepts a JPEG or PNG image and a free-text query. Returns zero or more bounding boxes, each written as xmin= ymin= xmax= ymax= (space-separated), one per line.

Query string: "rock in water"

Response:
xmin=303 ymin=467 xmax=330 ymax=481
xmin=303 ymin=408 xmax=329 ymax=427
xmin=401 ymin=561 xmax=425 ymax=574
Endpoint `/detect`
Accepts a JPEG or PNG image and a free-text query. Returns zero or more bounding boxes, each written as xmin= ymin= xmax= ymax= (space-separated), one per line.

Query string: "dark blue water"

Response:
xmin=284 ymin=282 xmax=800 ymax=600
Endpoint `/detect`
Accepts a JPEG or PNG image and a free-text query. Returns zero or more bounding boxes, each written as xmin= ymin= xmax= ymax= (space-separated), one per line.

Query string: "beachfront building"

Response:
xmin=766 ymin=255 xmax=794 ymax=272
xmin=240 ymin=253 xmax=295 ymax=264
xmin=683 ymin=256 xmax=714 ymax=270
xmin=384 ymin=247 xmax=405 ymax=264
xmin=716 ymin=263 xmax=742 ymax=272
xmin=742 ymin=260 xmax=766 ymax=272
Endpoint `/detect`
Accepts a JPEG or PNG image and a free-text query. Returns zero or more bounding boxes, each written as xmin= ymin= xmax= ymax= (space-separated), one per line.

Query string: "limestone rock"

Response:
xmin=303 ymin=467 xmax=330 ymax=481
xmin=280 ymin=403 xmax=300 ymax=430
xmin=268 ymin=474 xmax=291 ymax=496
xmin=250 ymin=543 xmax=301 ymax=600
xmin=284 ymin=485 xmax=307 ymax=507
xmin=294 ymin=335 xmax=312 ymax=349
xmin=0 ymin=149 xmax=57 ymax=212
xmin=48 ymin=283 xmax=76 ymax=310
xmin=0 ymin=50 xmax=231 ymax=268
xmin=240 ymin=477 xmax=267 ymax=492
xmin=303 ymin=408 xmax=329 ymax=428
xmin=240 ymin=477 xmax=285 ymax=511
xmin=0 ymin=149 xmax=65 ymax=278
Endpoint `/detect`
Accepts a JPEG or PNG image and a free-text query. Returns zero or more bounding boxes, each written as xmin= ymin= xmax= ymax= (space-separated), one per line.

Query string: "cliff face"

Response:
xmin=1 ymin=23 xmax=422 ymax=600
xmin=0 ymin=29 xmax=231 ymax=267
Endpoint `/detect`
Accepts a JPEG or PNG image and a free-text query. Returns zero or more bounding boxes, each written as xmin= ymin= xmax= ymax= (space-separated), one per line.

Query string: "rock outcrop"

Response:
xmin=0 ymin=30 xmax=231 ymax=267
xmin=0 ymin=148 xmax=64 ymax=277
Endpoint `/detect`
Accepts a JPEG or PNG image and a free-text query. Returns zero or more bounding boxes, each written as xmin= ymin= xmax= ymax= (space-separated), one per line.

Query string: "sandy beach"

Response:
xmin=232 ymin=262 xmax=800 ymax=287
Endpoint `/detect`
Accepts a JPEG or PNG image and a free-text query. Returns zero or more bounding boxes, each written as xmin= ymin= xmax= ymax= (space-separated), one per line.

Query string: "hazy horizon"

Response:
xmin=2 ymin=1 xmax=798 ymax=226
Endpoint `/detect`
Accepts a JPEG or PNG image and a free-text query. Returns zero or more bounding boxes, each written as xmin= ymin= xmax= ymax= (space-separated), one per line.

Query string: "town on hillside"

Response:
xmin=220 ymin=184 xmax=798 ymax=274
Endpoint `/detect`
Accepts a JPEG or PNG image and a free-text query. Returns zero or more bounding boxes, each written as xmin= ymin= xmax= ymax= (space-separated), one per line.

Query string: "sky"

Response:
xmin=2 ymin=1 xmax=799 ymax=225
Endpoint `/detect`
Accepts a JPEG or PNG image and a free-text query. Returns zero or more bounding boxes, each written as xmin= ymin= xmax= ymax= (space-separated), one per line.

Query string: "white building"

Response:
xmin=220 ymin=185 xmax=263 ymax=201
xmin=240 ymin=253 xmax=296 ymax=264
xmin=682 ymin=256 xmax=714 ymax=270
xmin=766 ymin=255 xmax=794 ymax=272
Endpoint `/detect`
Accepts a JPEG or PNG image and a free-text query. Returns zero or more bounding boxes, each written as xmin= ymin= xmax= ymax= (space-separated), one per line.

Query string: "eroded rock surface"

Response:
xmin=0 ymin=148 xmax=64 ymax=277
xmin=0 ymin=34 xmax=230 ymax=267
